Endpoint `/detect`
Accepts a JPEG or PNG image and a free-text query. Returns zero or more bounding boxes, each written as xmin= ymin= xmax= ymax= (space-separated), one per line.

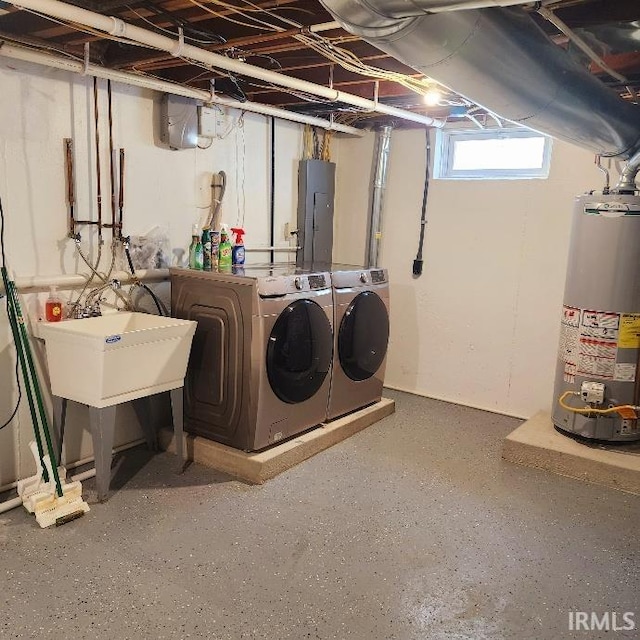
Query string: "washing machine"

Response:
xmin=327 ymin=266 xmax=390 ymax=420
xmin=170 ymin=265 xmax=333 ymax=451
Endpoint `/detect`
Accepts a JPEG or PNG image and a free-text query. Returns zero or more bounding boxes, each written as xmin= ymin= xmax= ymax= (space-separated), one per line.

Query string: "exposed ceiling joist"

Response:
xmin=0 ymin=0 xmax=638 ymax=129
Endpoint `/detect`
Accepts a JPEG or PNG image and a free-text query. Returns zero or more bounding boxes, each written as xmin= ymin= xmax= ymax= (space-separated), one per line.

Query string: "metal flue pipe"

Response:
xmin=367 ymin=125 xmax=393 ymax=268
xmin=8 ymin=0 xmax=445 ymax=128
xmin=614 ymin=149 xmax=640 ymax=193
xmin=320 ymin=1 xmax=640 ymax=158
xmin=0 ymin=42 xmax=362 ymax=135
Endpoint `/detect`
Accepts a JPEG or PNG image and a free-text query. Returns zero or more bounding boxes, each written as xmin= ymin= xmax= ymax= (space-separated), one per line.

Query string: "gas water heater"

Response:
xmin=552 ymin=193 xmax=640 ymax=442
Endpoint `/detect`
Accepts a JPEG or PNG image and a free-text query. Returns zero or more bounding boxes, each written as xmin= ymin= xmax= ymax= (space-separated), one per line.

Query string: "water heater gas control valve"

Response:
xmin=581 ymin=381 xmax=606 ymax=405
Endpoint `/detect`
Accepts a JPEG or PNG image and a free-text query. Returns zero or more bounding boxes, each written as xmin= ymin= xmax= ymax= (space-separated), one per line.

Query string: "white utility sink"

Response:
xmin=39 ymin=312 xmax=197 ymax=408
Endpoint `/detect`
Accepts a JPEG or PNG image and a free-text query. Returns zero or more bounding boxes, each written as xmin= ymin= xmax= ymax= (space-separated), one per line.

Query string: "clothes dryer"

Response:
xmin=327 ymin=267 xmax=390 ymax=420
xmin=170 ymin=266 xmax=333 ymax=451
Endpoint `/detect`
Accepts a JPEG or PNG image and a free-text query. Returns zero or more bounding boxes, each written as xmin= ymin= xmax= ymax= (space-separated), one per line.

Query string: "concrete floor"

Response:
xmin=1 ymin=389 xmax=638 ymax=640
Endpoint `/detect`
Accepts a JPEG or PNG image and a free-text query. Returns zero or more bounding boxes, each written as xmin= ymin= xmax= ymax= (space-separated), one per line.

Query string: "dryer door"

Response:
xmin=338 ymin=291 xmax=389 ymax=381
xmin=267 ymin=299 xmax=333 ymax=404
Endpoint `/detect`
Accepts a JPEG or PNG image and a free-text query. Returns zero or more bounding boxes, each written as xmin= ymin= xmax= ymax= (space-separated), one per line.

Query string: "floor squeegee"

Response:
xmin=1 ymin=197 xmax=89 ymax=527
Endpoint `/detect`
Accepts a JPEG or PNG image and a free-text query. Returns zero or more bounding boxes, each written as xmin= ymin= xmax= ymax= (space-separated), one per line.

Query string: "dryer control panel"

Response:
xmin=258 ymin=272 xmax=331 ymax=297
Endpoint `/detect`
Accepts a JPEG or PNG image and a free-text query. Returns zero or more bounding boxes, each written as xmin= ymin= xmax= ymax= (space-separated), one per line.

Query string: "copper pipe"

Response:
xmin=64 ymin=137 xmax=75 ymax=237
xmin=118 ymin=148 xmax=125 ymax=235
xmin=92 ymin=76 xmax=103 ymax=240
xmin=107 ymin=79 xmax=117 ymax=236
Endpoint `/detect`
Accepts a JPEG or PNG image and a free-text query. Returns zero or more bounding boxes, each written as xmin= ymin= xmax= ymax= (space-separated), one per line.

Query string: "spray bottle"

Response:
xmin=202 ymin=227 xmax=212 ymax=271
xmin=189 ymin=224 xmax=203 ymax=270
xmin=218 ymin=224 xmax=232 ymax=271
xmin=210 ymin=229 xmax=220 ymax=270
xmin=231 ymin=228 xmax=245 ymax=266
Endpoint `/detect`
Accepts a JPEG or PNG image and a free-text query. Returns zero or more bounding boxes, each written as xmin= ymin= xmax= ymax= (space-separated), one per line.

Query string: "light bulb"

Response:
xmin=423 ymin=88 xmax=442 ymax=107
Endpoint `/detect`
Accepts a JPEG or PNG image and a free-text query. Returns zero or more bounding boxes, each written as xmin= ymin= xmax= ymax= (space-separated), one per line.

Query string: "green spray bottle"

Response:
xmin=189 ymin=224 xmax=203 ymax=270
xmin=218 ymin=224 xmax=232 ymax=271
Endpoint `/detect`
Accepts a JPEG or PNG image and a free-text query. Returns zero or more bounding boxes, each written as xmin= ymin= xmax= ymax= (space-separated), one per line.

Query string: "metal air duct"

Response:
xmin=320 ymin=1 xmax=640 ymax=159
xmin=351 ymin=0 xmax=532 ymax=17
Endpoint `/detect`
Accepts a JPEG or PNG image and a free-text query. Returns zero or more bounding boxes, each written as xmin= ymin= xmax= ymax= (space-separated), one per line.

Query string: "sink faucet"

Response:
xmin=82 ymin=279 xmax=122 ymax=317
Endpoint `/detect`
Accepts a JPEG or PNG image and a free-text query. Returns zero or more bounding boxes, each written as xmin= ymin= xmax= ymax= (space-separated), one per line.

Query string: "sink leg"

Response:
xmin=170 ymin=387 xmax=185 ymax=473
xmin=89 ymin=405 xmax=117 ymax=502
xmin=132 ymin=395 xmax=158 ymax=452
xmin=51 ymin=396 xmax=67 ymax=465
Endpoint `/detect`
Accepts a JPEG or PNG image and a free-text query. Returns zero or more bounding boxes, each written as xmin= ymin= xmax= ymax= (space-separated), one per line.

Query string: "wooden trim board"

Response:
xmin=160 ymin=398 xmax=395 ymax=484
xmin=503 ymin=411 xmax=640 ymax=495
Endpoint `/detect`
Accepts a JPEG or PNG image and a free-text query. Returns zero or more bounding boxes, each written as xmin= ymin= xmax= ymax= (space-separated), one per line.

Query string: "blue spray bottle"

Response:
xmin=231 ymin=228 xmax=246 ymax=266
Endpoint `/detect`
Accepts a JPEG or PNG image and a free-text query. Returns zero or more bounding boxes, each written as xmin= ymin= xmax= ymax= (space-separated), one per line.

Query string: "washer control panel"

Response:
xmin=308 ymin=274 xmax=328 ymax=290
xmin=371 ymin=269 xmax=386 ymax=284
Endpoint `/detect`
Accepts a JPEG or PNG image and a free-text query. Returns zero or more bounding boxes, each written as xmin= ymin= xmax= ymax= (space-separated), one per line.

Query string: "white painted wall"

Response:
xmin=334 ymin=128 xmax=607 ymax=418
xmin=0 ymin=57 xmax=617 ymax=489
xmin=0 ymin=58 xmax=302 ymax=487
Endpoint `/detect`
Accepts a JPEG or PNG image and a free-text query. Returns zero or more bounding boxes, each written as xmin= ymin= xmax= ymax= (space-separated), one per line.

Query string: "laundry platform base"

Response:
xmin=160 ymin=398 xmax=395 ymax=484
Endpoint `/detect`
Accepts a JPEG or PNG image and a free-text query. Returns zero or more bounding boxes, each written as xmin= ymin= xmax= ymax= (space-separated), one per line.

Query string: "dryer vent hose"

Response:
xmin=206 ymin=171 xmax=227 ymax=230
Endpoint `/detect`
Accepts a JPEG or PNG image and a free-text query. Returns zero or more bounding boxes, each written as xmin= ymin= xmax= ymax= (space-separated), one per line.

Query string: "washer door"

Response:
xmin=267 ymin=299 xmax=333 ymax=404
xmin=338 ymin=291 xmax=389 ymax=381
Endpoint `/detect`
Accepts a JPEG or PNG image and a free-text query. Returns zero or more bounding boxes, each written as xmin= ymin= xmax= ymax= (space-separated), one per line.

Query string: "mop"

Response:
xmin=1 ymin=203 xmax=89 ymax=526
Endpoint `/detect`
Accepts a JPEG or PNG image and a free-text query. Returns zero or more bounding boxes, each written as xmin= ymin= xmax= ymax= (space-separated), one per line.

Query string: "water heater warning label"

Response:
xmin=559 ymin=307 xmax=640 ymax=382
xmin=559 ymin=306 xmax=579 ymax=362
xmin=559 ymin=306 xmax=580 ymax=383
xmin=558 ymin=306 xmax=640 ymax=383
xmin=577 ymin=310 xmax=619 ymax=379
xmin=619 ymin=314 xmax=640 ymax=349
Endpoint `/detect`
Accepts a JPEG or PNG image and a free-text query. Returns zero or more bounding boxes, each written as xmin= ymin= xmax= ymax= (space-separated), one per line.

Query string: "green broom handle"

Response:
xmin=8 ymin=277 xmax=63 ymax=496
xmin=1 ymin=267 xmax=50 ymax=484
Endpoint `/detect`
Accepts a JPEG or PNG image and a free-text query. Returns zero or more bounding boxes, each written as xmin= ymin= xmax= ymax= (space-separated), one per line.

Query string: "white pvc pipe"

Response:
xmin=70 ymin=468 xmax=96 ymax=482
xmin=4 ymin=268 xmax=169 ymax=294
xmin=309 ymin=21 xmax=342 ymax=32
xmin=0 ymin=496 xmax=23 ymax=514
xmin=0 ymin=43 xmax=362 ymax=135
xmin=0 ymin=438 xmax=144 ymax=514
xmin=9 ymin=0 xmax=444 ymax=128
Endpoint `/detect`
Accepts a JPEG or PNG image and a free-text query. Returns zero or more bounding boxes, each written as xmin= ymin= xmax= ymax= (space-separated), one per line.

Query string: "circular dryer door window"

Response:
xmin=339 ymin=291 xmax=389 ymax=381
xmin=267 ymin=299 xmax=333 ymax=404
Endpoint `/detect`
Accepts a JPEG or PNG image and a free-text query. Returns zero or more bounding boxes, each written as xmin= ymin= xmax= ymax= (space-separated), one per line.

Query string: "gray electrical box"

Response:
xmin=160 ymin=94 xmax=198 ymax=150
xmin=296 ymin=159 xmax=336 ymax=266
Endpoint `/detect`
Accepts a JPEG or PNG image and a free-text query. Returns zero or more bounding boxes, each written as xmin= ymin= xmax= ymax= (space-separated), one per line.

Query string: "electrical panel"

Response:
xmin=160 ymin=94 xmax=198 ymax=150
xmin=296 ymin=160 xmax=336 ymax=266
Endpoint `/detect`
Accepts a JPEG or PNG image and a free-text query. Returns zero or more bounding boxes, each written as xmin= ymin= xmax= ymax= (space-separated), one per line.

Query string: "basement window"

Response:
xmin=434 ymin=128 xmax=552 ymax=180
